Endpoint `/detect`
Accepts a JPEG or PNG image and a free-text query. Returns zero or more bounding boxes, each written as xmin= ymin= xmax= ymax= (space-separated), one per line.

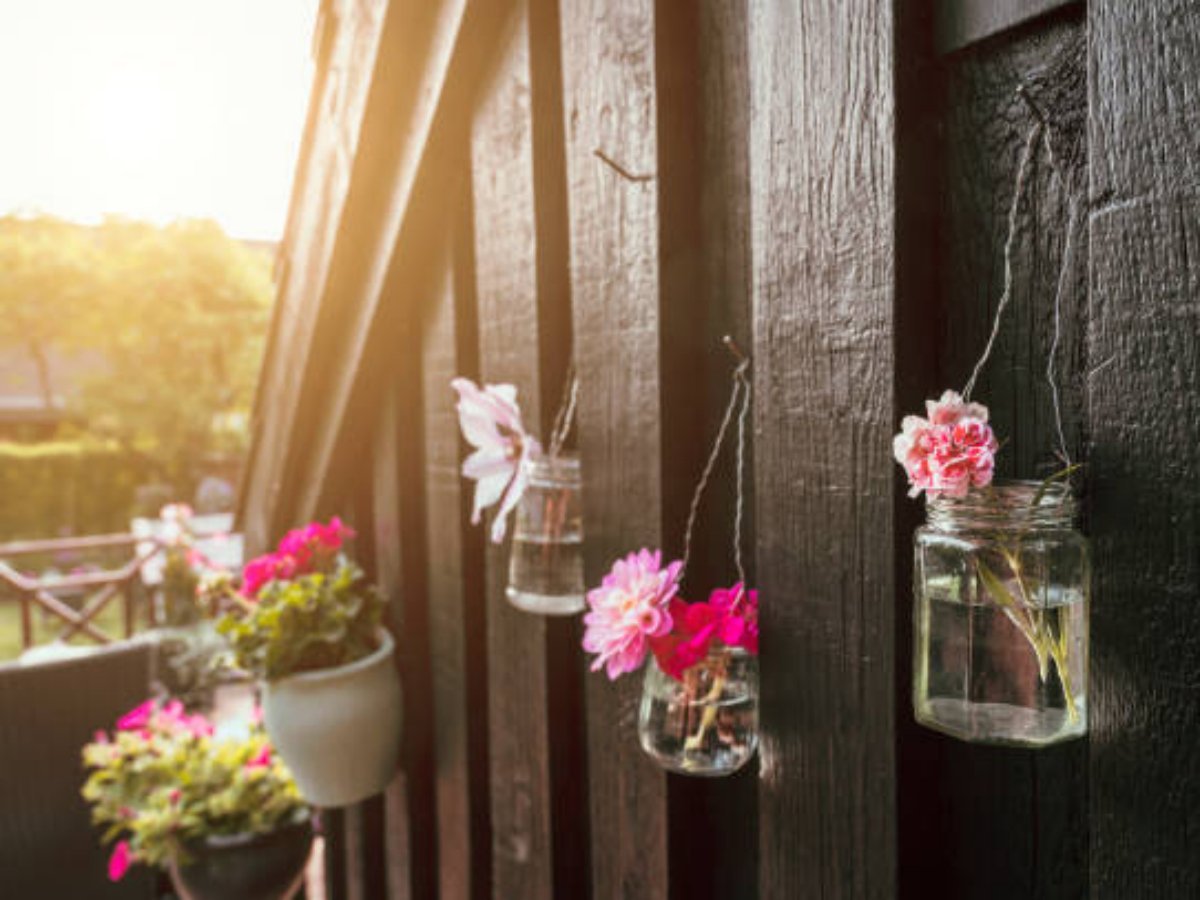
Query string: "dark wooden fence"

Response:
xmin=240 ymin=0 xmax=1200 ymax=897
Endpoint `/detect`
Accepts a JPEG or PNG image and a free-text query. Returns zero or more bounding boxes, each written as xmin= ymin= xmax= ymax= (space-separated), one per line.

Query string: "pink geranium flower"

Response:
xmin=894 ymin=390 xmax=998 ymax=498
xmin=650 ymin=583 xmax=759 ymax=679
xmin=582 ymin=549 xmax=683 ymax=679
xmin=244 ymin=744 xmax=272 ymax=770
xmin=116 ymin=700 xmax=156 ymax=732
xmin=108 ymin=840 xmax=133 ymax=881
xmin=241 ymin=517 xmax=355 ymax=598
xmin=451 ymin=377 xmax=542 ymax=544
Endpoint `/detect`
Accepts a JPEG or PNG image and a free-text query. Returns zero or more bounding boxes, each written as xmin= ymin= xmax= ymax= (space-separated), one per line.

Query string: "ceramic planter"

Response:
xmin=169 ymin=819 xmax=313 ymax=900
xmin=261 ymin=627 xmax=403 ymax=807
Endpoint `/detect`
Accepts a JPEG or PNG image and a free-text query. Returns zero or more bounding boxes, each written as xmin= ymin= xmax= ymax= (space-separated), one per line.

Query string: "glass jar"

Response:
xmin=638 ymin=644 xmax=758 ymax=776
xmin=505 ymin=453 xmax=585 ymax=615
xmin=913 ymin=480 xmax=1089 ymax=746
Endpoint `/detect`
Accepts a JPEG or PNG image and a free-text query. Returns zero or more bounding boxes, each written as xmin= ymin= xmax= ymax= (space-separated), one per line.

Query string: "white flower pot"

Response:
xmin=261 ymin=628 xmax=402 ymax=807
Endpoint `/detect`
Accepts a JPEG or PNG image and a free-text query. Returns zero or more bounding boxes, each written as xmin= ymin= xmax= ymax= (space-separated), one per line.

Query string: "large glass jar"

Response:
xmin=914 ymin=480 xmax=1089 ymax=746
xmin=638 ymin=644 xmax=758 ymax=776
xmin=505 ymin=453 xmax=585 ymax=615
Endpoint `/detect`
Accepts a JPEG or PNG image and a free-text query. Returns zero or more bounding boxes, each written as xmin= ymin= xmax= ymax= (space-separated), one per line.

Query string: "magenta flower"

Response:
xmin=116 ymin=700 xmax=155 ymax=732
xmin=451 ymin=377 xmax=542 ymax=544
xmin=649 ymin=584 xmax=759 ymax=680
xmin=894 ymin=390 xmax=998 ymax=498
xmin=582 ymin=549 xmax=683 ymax=679
xmin=244 ymin=744 xmax=273 ymax=770
xmin=108 ymin=840 xmax=133 ymax=882
xmin=241 ymin=517 xmax=355 ymax=597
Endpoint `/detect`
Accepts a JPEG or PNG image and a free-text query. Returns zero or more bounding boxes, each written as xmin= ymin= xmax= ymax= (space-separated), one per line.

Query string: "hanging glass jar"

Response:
xmin=505 ymin=453 xmax=585 ymax=615
xmin=913 ymin=480 xmax=1089 ymax=747
xmin=638 ymin=643 xmax=759 ymax=776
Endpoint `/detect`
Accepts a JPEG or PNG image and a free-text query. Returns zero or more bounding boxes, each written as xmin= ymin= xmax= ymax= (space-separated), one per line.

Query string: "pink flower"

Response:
xmin=582 ymin=549 xmax=683 ymax=679
xmin=894 ymin=390 xmax=998 ymax=498
xmin=108 ymin=840 xmax=133 ymax=881
xmin=241 ymin=517 xmax=355 ymax=597
xmin=650 ymin=584 xmax=759 ymax=679
xmin=244 ymin=744 xmax=272 ymax=770
xmin=451 ymin=377 xmax=542 ymax=544
xmin=116 ymin=700 xmax=156 ymax=732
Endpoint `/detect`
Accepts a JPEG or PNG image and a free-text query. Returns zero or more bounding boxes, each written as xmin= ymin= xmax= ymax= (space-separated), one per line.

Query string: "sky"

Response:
xmin=0 ymin=0 xmax=318 ymax=240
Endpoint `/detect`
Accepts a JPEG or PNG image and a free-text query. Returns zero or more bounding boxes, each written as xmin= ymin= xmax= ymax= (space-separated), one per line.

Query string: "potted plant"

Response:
xmin=81 ymin=698 xmax=312 ymax=900
xmin=214 ymin=517 xmax=403 ymax=806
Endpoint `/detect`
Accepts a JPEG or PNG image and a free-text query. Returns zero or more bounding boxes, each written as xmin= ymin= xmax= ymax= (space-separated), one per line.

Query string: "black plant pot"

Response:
xmin=168 ymin=820 xmax=313 ymax=900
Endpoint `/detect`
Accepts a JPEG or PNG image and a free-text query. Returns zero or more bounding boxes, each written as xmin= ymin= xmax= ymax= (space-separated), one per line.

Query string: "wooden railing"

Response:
xmin=0 ymin=533 xmax=161 ymax=651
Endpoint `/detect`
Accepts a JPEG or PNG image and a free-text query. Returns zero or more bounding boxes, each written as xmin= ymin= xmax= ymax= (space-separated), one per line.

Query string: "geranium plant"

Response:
xmin=81 ymin=698 xmax=308 ymax=881
xmin=215 ymin=517 xmax=383 ymax=680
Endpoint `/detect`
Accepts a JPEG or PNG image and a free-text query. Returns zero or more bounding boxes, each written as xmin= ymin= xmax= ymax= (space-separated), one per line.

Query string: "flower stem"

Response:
xmin=682 ymin=653 xmax=728 ymax=753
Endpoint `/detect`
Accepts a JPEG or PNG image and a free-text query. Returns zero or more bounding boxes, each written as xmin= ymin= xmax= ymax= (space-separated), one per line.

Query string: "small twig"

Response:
xmin=593 ymin=148 xmax=654 ymax=183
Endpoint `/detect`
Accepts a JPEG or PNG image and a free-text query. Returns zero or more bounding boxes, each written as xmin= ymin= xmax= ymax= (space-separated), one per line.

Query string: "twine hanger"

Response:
xmin=960 ymin=61 xmax=1084 ymax=469
xmin=681 ymin=336 xmax=752 ymax=588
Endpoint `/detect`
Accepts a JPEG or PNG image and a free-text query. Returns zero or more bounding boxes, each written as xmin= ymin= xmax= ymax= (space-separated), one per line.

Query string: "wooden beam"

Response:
xmin=748 ymin=1 xmax=897 ymax=896
xmin=1088 ymin=1 xmax=1200 ymax=895
xmin=936 ymin=0 xmax=1081 ymax=54
xmin=470 ymin=8 xmax=557 ymax=898
xmin=559 ymin=1 xmax=670 ymax=897
xmin=283 ymin=0 xmax=512 ymax=527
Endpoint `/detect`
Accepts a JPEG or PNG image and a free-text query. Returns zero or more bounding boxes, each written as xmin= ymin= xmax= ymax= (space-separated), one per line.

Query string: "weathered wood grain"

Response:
xmin=936 ymin=0 xmax=1081 ymax=55
xmin=559 ymin=1 xmax=669 ymax=898
xmin=470 ymin=6 xmax=559 ymax=898
xmin=1088 ymin=2 xmax=1200 ymax=896
xmin=748 ymin=1 xmax=897 ymax=897
xmin=901 ymin=17 xmax=1089 ymax=899
xmin=420 ymin=228 xmax=488 ymax=900
xmin=372 ymin=376 xmax=436 ymax=900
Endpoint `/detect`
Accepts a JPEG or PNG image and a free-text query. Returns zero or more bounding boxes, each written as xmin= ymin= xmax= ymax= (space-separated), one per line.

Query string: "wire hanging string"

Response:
xmin=1045 ymin=195 xmax=1080 ymax=465
xmin=731 ymin=359 xmax=751 ymax=588
xmin=680 ymin=337 xmax=751 ymax=582
xmin=547 ymin=362 xmax=578 ymax=459
xmin=961 ymin=121 xmax=1044 ymax=402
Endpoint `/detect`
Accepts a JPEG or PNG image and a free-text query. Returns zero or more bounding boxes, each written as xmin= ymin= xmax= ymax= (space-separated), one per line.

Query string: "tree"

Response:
xmin=0 ymin=215 xmax=101 ymax=407
xmin=76 ymin=218 xmax=274 ymax=487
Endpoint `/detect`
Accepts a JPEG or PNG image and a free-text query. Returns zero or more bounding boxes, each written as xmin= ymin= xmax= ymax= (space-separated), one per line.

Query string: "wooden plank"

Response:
xmin=899 ymin=17 xmax=1089 ymax=899
xmin=666 ymin=3 xmax=759 ymax=898
xmin=748 ymin=1 xmax=897 ymax=897
xmin=372 ymin=377 xmax=436 ymax=900
xmin=936 ymin=0 xmax=1081 ymax=54
xmin=1088 ymin=2 xmax=1200 ymax=896
xmin=470 ymin=8 xmax=557 ymax=898
xmin=420 ymin=225 xmax=488 ymax=900
xmin=559 ymin=1 xmax=669 ymax=898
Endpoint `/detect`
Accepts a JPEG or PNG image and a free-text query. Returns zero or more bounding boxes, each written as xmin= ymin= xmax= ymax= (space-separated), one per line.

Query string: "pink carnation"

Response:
xmin=893 ymin=390 xmax=998 ymax=498
xmin=582 ymin=549 xmax=683 ymax=680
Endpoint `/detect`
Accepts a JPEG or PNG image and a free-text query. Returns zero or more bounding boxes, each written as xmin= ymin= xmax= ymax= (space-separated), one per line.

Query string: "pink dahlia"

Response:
xmin=452 ymin=377 xmax=542 ymax=544
xmin=582 ymin=549 xmax=683 ymax=680
xmin=893 ymin=390 xmax=998 ymax=498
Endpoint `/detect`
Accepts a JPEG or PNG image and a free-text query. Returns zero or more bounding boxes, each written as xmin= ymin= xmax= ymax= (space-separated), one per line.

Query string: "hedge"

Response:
xmin=0 ymin=441 xmax=147 ymax=541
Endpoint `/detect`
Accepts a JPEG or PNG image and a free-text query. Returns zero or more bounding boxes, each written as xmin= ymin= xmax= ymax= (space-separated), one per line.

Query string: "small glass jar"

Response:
xmin=638 ymin=644 xmax=759 ymax=776
xmin=913 ymin=480 xmax=1089 ymax=747
xmin=505 ymin=453 xmax=585 ymax=615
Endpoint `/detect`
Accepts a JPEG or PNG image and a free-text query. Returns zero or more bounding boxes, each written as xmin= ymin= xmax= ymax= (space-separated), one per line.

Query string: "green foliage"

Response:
xmin=0 ymin=439 xmax=143 ymax=540
xmin=216 ymin=558 xmax=383 ymax=681
xmin=0 ymin=214 xmax=273 ymax=487
xmin=81 ymin=701 xmax=309 ymax=872
xmin=0 ymin=215 xmax=102 ymax=405
xmin=78 ymin=218 xmax=273 ymax=485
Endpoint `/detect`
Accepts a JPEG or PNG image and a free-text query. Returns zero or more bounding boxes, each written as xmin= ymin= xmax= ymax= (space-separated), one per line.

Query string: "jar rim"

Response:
xmin=926 ymin=478 xmax=1077 ymax=528
xmin=526 ymin=451 xmax=580 ymax=485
